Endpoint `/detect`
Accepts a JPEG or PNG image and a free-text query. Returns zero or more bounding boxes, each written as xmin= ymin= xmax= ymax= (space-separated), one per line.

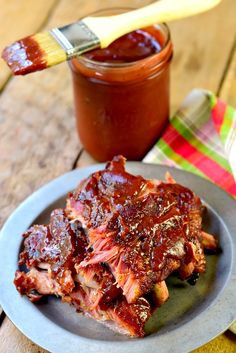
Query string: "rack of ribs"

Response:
xmin=14 ymin=155 xmax=217 ymax=337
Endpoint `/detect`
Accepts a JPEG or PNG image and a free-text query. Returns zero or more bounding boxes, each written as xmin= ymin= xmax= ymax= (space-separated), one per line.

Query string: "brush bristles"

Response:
xmin=1 ymin=30 xmax=67 ymax=75
xmin=33 ymin=31 xmax=67 ymax=67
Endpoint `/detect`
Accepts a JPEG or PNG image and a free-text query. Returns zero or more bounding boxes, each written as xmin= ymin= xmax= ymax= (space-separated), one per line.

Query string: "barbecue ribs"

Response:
xmin=14 ymin=155 xmax=217 ymax=337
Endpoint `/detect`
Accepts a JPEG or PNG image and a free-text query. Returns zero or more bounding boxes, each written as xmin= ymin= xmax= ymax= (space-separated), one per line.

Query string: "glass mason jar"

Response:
xmin=69 ymin=10 xmax=173 ymax=162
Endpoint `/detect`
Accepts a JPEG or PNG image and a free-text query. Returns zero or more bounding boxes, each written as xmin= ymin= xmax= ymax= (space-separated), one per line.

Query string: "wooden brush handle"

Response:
xmin=83 ymin=0 xmax=221 ymax=48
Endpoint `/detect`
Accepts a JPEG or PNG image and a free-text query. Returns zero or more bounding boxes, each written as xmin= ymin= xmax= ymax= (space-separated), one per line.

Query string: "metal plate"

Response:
xmin=0 ymin=163 xmax=235 ymax=353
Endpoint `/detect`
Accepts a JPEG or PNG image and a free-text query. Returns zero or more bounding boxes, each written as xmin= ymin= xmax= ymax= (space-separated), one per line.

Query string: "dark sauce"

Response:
xmin=84 ymin=29 xmax=162 ymax=63
xmin=70 ymin=25 xmax=172 ymax=161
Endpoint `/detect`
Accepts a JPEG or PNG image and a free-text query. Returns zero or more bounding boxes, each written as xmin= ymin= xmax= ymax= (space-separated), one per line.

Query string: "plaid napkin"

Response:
xmin=144 ymin=89 xmax=236 ymax=198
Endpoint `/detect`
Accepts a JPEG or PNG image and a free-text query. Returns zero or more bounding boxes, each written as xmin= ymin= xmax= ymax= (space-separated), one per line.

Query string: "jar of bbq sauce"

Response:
xmin=69 ymin=10 xmax=173 ymax=162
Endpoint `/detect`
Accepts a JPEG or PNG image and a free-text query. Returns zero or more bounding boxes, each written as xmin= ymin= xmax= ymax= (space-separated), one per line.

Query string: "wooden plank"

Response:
xmin=0 ymin=63 xmax=81 ymax=228
xmin=169 ymin=0 xmax=236 ymax=113
xmin=0 ymin=0 xmax=58 ymax=89
xmin=0 ymin=319 xmax=48 ymax=353
xmin=192 ymin=331 xmax=236 ymax=353
xmin=44 ymin=0 xmax=154 ymax=28
xmin=77 ymin=149 xmax=97 ymax=167
xmin=219 ymin=43 xmax=236 ymax=106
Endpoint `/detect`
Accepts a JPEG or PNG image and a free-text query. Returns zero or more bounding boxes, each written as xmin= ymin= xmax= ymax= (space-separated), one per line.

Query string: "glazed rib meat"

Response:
xmin=14 ymin=208 xmax=151 ymax=337
xmin=14 ymin=155 xmax=217 ymax=337
xmin=66 ymin=156 xmax=208 ymax=303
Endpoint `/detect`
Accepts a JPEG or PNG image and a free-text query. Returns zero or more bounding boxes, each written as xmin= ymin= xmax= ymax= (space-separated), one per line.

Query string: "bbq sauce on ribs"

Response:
xmin=15 ymin=155 xmax=217 ymax=337
xmin=67 ymin=155 xmax=206 ymax=303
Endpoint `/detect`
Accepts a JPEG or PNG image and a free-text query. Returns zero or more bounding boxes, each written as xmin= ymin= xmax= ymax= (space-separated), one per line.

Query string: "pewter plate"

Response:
xmin=0 ymin=163 xmax=235 ymax=353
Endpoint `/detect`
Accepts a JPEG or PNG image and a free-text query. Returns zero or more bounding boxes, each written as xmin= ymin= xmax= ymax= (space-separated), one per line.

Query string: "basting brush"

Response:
xmin=1 ymin=0 xmax=221 ymax=75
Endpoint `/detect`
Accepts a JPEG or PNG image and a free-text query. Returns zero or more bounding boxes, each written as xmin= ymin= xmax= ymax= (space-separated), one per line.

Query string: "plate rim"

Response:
xmin=0 ymin=162 xmax=235 ymax=353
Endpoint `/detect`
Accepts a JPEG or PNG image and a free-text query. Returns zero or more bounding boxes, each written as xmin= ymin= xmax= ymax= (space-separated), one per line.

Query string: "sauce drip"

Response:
xmin=84 ymin=29 xmax=162 ymax=63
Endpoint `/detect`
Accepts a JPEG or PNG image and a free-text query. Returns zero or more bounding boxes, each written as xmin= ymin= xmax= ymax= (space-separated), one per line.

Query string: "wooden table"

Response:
xmin=0 ymin=0 xmax=236 ymax=352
